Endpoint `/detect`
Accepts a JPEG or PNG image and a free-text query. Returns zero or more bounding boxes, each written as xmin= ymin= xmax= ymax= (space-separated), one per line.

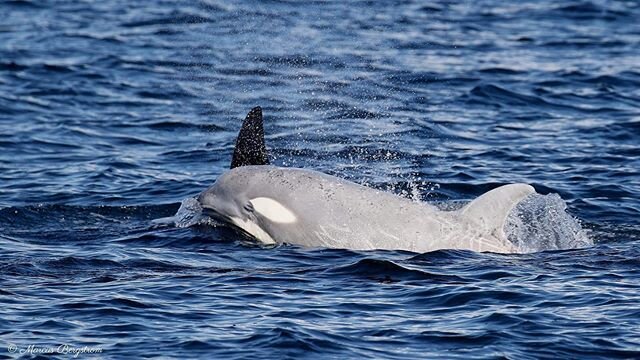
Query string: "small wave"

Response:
xmin=254 ymin=54 xmax=315 ymax=68
xmin=327 ymin=108 xmax=381 ymax=120
xmin=90 ymin=323 xmax=150 ymax=332
xmin=469 ymin=84 xmax=550 ymax=107
xmin=144 ymin=121 xmax=225 ymax=132
xmin=42 ymin=256 xmax=124 ymax=270
xmin=327 ymin=258 xmax=467 ymax=283
xmin=0 ymin=61 xmax=28 ymax=71
xmin=552 ymin=2 xmax=627 ymax=21
xmin=541 ymin=39 xmax=627 ymax=49
xmin=121 ymin=12 xmax=214 ymax=28
xmin=3 ymin=0 xmax=43 ymax=8
xmin=478 ymin=67 xmax=524 ymax=75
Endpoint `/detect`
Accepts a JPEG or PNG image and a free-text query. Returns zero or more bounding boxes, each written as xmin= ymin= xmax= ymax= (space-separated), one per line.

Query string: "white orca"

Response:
xmin=198 ymin=107 xmax=536 ymax=253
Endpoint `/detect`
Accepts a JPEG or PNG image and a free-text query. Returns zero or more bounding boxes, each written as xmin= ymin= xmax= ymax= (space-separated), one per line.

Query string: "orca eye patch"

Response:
xmin=249 ymin=197 xmax=297 ymax=224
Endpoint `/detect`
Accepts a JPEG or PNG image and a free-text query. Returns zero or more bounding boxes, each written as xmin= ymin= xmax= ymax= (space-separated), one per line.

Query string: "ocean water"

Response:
xmin=1 ymin=0 xmax=639 ymax=358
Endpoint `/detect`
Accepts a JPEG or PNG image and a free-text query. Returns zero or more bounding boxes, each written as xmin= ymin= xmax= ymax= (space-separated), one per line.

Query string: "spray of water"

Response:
xmin=152 ymin=197 xmax=217 ymax=228
xmin=505 ymin=193 xmax=592 ymax=253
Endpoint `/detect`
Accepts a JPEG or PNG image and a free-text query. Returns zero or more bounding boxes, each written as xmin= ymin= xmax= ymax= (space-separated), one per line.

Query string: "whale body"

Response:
xmin=199 ymin=165 xmax=534 ymax=253
xmin=196 ymin=106 xmax=540 ymax=253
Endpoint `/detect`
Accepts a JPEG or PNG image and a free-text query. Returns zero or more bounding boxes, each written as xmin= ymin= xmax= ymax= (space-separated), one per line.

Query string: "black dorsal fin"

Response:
xmin=230 ymin=106 xmax=270 ymax=169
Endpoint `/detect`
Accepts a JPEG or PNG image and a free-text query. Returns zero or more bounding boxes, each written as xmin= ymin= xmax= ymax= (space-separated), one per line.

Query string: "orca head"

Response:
xmin=198 ymin=169 xmax=281 ymax=245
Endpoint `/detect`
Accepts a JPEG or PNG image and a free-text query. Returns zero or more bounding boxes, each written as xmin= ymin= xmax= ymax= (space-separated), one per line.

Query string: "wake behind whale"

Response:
xmin=163 ymin=107 xmax=591 ymax=254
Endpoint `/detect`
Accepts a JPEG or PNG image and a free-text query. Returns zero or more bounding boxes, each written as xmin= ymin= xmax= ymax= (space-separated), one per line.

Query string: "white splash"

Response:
xmin=152 ymin=197 xmax=217 ymax=228
xmin=505 ymin=193 xmax=592 ymax=253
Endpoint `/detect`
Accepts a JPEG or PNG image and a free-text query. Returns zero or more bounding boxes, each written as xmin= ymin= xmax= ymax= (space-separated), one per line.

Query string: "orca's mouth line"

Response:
xmin=200 ymin=206 xmax=239 ymax=231
xmin=201 ymin=206 xmax=225 ymax=221
xmin=200 ymin=204 xmax=276 ymax=246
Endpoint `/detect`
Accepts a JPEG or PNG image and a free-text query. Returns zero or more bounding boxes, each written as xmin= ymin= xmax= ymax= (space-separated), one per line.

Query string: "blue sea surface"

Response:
xmin=1 ymin=0 xmax=639 ymax=358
